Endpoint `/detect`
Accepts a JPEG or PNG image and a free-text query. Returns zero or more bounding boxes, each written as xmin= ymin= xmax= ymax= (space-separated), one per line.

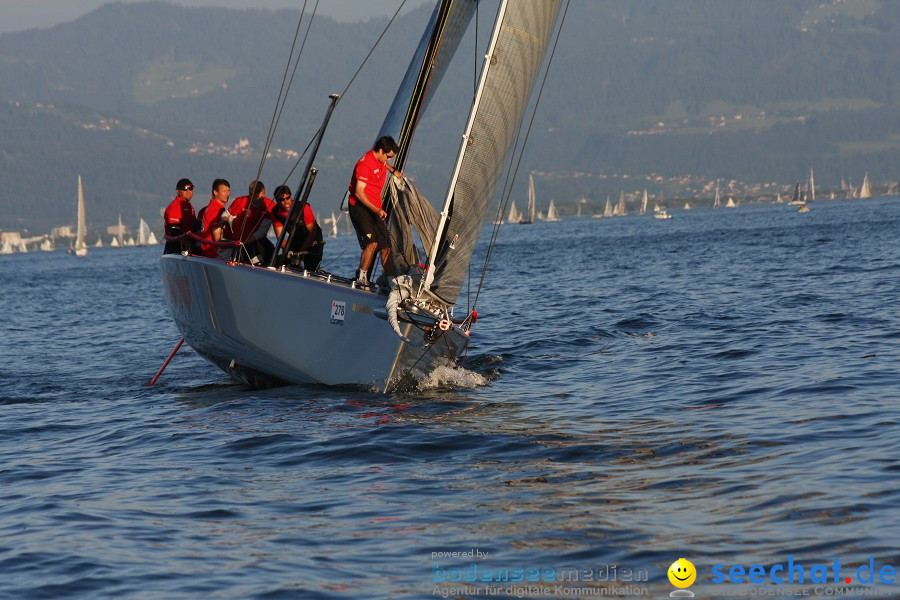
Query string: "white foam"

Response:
xmin=420 ymin=364 xmax=489 ymax=390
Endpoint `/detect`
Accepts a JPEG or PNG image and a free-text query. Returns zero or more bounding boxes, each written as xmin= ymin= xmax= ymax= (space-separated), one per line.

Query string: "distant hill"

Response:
xmin=1 ymin=0 xmax=898 ymax=233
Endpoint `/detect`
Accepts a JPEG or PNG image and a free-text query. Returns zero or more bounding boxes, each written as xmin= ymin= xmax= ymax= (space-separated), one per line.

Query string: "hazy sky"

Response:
xmin=0 ymin=0 xmax=432 ymax=35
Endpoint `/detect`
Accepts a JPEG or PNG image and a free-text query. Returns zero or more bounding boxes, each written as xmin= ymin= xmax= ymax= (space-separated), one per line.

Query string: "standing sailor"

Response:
xmin=347 ymin=136 xmax=401 ymax=286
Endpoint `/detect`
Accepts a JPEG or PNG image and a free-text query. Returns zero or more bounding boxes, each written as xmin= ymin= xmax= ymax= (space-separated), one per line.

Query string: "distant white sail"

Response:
xmin=859 ymin=172 xmax=872 ymax=199
xmin=138 ymin=218 xmax=151 ymax=246
xmin=507 ymin=199 xmax=520 ymax=224
xmin=640 ymin=189 xmax=648 ymax=215
xmin=613 ymin=191 xmax=626 ymax=216
xmin=70 ymin=175 xmax=89 ymax=256
xmin=546 ymin=198 xmax=560 ymax=222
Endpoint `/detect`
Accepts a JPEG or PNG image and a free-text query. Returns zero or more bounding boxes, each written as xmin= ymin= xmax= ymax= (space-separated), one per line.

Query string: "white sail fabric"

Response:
xmin=75 ymin=175 xmax=88 ymax=253
xmin=427 ymin=0 xmax=563 ymax=304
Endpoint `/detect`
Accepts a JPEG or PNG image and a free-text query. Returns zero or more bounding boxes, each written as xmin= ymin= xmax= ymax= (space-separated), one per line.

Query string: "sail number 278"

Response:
xmin=330 ymin=300 xmax=346 ymax=325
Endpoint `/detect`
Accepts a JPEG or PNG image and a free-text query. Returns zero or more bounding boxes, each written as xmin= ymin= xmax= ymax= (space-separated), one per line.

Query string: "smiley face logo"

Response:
xmin=668 ymin=558 xmax=696 ymax=588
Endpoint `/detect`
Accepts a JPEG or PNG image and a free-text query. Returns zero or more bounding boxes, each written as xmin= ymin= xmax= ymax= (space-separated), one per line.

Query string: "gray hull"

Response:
xmin=160 ymin=254 xmax=469 ymax=391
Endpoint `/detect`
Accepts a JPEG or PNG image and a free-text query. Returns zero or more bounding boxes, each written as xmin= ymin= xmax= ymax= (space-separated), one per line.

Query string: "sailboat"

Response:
xmin=113 ymin=214 xmax=125 ymax=248
xmin=808 ymin=168 xmax=815 ymax=202
xmin=613 ymin=191 xmax=627 ymax=216
xmin=95 ymin=237 xmax=104 ymax=248
xmin=859 ymin=172 xmax=872 ymax=199
xmin=40 ymin=238 xmax=54 ymax=252
xmin=713 ymin=183 xmax=720 ymax=209
xmin=520 ymin=173 xmax=536 ymax=224
xmin=159 ymin=0 xmax=565 ymax=390
xmin=788 ymin=182 xmax=804 ymax=205
xmin=138 ymin=218 xmax=152 ymax=246
xmin=725 ymin=196 xmax=737 ymax=208
xmin=545 ymin=198 xmax=560 ymax=222
xmin=683 ymin=201 xmax=691 ymax=210
xmin=507 ymin=199 xmax=520 ymax=224
xmin=639 ymin=189 xmax=648 ymax=215
xmin=68 ymin=175 xmax=89 ymax=257
xmin=329 ymin=211 xmax=339 ymax=238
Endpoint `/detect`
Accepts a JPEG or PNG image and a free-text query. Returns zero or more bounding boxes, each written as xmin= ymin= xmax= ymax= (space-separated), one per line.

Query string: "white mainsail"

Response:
xmin=507 ymin=200 xmax=520 ymax=224
xmin=640 ymin=189 xmax=648 ymax=215
xmin=546 ymin=198 xmax=560 ymax=222
xmin=808 ymin=168 xmax=816 ymax=202
xmin=859 ymin=172 xmax=872 ymax=199
xmin=138 ymin=218 xmax=152 ymax=246
xmin=713 ymin=183 xmax=720 ymax=208
xmin=613 ymin=191 xmax=626 ymax=216
xmin=521 ymin=173 xmax=536 ymax=224
xmin=71 ymin=175 xmax=88 ymax=257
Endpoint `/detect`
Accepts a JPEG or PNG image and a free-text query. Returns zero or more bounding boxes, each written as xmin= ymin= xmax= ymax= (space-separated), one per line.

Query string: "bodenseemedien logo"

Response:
xmin=668 ymin=558 xmax=696 ymax=597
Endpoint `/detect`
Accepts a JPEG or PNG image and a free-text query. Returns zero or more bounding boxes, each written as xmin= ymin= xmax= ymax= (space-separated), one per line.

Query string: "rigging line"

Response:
xmin=268 ymin=0 xmax=320 ymax=160
xmin=236 ymin=1 xmax=312 ymax=246
xmin=255 ymin=0 xmax=310 ymax=183
xmin=471 ymin=0 xmax=571 ymax=312
xmin=279 ymin=0 xmax=410 ymax=187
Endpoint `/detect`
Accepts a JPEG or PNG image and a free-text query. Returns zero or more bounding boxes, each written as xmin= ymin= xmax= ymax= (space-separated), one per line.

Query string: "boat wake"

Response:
xmin=419 ymin=364 xmax=489 ymax=390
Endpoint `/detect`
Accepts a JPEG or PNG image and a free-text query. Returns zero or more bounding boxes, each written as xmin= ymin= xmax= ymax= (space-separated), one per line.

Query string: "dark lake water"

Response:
xmin=1 ymin=198 xmax=898 ymax=599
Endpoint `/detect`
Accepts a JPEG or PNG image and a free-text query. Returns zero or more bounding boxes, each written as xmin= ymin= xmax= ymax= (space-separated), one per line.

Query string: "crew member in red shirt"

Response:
xmin=220 ymin=180 xmax=274 ymax=265
xmin=271 ymin=184 xmax=323 ymax=271
xmin=348 ymin=136 xmax=401 ymax=286
xmin=163 ymin=178 xmax=200 ymax=254
xmin=198 ymin=178 xmax=231 ymax=258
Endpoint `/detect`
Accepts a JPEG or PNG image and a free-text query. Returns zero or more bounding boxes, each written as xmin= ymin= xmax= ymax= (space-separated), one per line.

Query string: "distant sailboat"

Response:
xmin=603 ymin=196 xmax=612 ymax=217
xmin=613 ymin=191 xmax=626 ymax=216
xmin=138 ymin=218 xmax=152 ymax=246
xmin=95 ymin=237 xmax=104 ymax=248
xmin=68 ymin=175 xmax=89 ymax=257
xmin=114 ymin=214 xmax=125 ymax=248
xmin=329 ymin=211 xmax=339 ymax=238
xmin=40 ymin=238 xmax=54 ymax=252
xmin=0 ymin=240 xmax=13 ymax=255
xmin=713 ymin=183 xmax=721 ymax=209
xmin=545 ymin=198 xmax=560 ymax=222
xmin=520 ymin=173 xmax=536 ymax=224
xmin=639 ymin=189 xmax=648 ymax=215
xmin=683 ymin=201 xmax=691 ymax=210
xmin=859 ymin=172 xmax=872 ymax=199
xmin=788 ymin=182 xmax=804 ymax=205
xmin=725 ymin=197 xmax=736 ymax=208
xmin=808 ymin=168 xmax=815 ymax=202
xmin=125 ymin=237 xmax=136 ymax=247
xmin=507 ymin=199 xmax=520 ymax=224
xmin=774 ymin=192 xmax=783 ymax=204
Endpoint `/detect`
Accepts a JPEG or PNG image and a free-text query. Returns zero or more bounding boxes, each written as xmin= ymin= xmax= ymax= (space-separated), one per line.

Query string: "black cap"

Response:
xmin=176 ymin=178 xmax=194 ymax=191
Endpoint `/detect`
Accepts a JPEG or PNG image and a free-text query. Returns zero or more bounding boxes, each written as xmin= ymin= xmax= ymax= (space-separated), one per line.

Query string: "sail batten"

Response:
xmin=423 ymin=0 xmax=563 ymax=304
